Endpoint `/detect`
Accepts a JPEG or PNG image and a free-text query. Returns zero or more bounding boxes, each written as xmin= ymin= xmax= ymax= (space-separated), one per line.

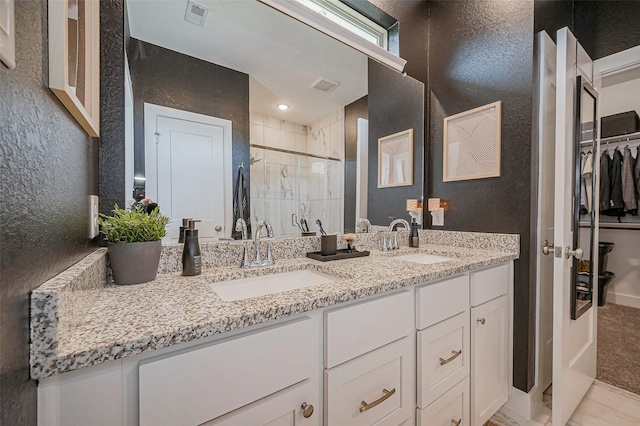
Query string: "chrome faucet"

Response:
xmin=243 ymin=220 xmax=274 ymax=268
xmin=235 ymin=218 xmax=248 ymax=240
xmin=356 ymin=217 xmax=372 ymax=233
xmin=385 ymin=219 xmax=410 ymax=250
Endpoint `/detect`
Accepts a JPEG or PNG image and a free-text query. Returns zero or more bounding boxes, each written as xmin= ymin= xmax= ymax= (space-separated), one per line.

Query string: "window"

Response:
xmin=292 ymin=0 xmax=388 ymax=49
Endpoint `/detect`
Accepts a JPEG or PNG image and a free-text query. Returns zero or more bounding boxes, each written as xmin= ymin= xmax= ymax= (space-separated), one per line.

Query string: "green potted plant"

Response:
xmin=100 ymin=205 xmax=170 ymax=285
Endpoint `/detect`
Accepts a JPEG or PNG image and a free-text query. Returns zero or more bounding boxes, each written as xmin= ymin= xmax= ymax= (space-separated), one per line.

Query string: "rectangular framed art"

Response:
xmin=49 ymin=0 xmax=100 ymax=137
xmin=443 ymin=101 xmax=501 ymax=182
xmin=378 ymin=128 xmax=413 ymax=188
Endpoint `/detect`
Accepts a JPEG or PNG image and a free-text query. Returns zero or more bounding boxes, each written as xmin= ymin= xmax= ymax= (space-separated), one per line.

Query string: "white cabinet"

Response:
xmin=325 ymin=337 xmax=413 ymax=426
xmin=38 ymin=262 xmax=512 ymax=426
xmin=138 ymin=317 xmax=320 ymax=426
xmin=204 ymin=377 xmax=321 ymax=426
xmin=471 ymin=294 xmax=509 ymax=426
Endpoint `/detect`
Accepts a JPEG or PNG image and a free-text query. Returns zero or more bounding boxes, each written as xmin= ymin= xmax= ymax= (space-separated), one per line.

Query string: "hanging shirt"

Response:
xmin=603 ymin=149 xmax=625 ymax=217
xmin=580 ymin=153 xmax=588 ymax=214
xmin=582 ymin=152 xmax=593 ymax=213
xmin=622 ymin=146 xmax=637 ymax=214
xmin=634 ymin=148 xmax=640 ymax=205
xmin=600 ymin=151 xmax=611 ymax=212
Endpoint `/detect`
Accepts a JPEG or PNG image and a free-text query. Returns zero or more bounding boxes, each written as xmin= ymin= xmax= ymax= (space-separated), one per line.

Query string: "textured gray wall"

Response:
xmin=428 ymin=0 xmax=536 ymax=392
xmin=127 ymin=38 xmax=250 ymax=214
xmin=367 ymin=59 xmax=425 ymax=227
xmin=0 ymin=0 xmax=98 ymax=423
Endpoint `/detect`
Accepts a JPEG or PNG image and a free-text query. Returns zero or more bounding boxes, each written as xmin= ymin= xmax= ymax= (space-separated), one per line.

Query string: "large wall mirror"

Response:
xmin=124 ymin=0 xmax=424 ymax=243
xmin=574 ymin=76 xmax=598 ymax=320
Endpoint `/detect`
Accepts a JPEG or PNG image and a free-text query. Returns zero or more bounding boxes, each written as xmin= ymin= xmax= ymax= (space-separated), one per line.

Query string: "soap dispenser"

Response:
xmin=409 ymin=218 xmax=419 ymax=248
xmin=182 ymin=220 xmax=202 ymax=276
xmin=178 ymin=218 xmax=193 ymax=244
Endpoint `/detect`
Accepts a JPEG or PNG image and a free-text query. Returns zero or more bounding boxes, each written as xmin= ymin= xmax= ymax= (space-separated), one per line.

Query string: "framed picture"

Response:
xmin=0 ymin=0 xmax=16 ymax=69
xmin=443 ymin=101 xmax=501 ymax=182
xmin=378 ymin=128 xmax=413 ymax=188
xmin=48 ymin=0 xmax=100 ymax=137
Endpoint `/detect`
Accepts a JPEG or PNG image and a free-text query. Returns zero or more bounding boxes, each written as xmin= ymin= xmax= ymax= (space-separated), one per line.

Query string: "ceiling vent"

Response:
xmin=184 ymin=0 xmax=209 ymax=27
xmin=310 ymin=76 xmax=340 ymax=93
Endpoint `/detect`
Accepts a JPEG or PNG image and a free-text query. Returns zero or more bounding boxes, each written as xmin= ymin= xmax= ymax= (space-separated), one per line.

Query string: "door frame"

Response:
xmin=144 ymin=103 xmax=233 ymax=236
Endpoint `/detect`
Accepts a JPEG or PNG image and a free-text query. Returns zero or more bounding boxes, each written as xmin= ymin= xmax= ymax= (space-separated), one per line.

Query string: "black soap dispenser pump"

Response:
xmin=182 ymin=220 xmax=202 ymax=276
xmin=409 ymin=218 xmax=419 ymax=248
xmin=178 ymin=218 xmax=193 ymax=244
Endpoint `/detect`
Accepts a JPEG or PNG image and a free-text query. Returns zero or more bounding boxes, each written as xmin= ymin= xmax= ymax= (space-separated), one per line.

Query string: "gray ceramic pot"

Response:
xmin=108 ymin=240 xmax=162 ymax=285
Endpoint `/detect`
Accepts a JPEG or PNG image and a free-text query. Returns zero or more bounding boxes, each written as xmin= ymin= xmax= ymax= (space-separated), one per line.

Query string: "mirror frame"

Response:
xmin=571 ymin=75 xmax=598 ymax=320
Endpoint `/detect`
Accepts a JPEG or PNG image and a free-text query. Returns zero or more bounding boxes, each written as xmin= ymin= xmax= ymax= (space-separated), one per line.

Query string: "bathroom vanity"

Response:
xmin=31 ymin=231 xmax=518 ymax=426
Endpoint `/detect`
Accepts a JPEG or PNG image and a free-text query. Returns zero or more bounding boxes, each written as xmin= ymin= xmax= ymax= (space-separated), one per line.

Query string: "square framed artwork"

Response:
xmin=443 ymin=101 xmax=501 ymax=182
xmin=48 ymin=0 xmax=100 ymax=136
xmin=378 ymin=128 xmax=413 ymax=188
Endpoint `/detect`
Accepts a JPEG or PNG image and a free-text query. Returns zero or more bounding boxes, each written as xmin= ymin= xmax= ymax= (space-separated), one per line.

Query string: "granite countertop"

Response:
xmin=31 ymin=232 xmax=519 ymax=380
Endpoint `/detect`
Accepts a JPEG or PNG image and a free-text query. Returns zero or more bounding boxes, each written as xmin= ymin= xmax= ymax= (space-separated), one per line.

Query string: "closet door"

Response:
xmin=552 ymin=27 xmax=599 ymax=426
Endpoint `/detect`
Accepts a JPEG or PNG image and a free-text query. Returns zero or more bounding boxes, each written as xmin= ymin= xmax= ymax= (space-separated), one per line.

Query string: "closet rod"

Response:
xmin=579 ymin=221 xmax=640 ymax=230
xmin=580 ymin=130 xmax=640 ymax=147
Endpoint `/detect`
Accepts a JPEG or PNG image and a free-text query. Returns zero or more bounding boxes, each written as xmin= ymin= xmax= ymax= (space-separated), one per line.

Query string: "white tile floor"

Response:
xmin=489 ymin=380 xmax=640 ymax=426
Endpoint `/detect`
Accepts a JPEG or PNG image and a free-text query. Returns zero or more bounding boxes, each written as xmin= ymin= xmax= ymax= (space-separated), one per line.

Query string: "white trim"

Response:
xmin=595 ymin=44 xmax=640 ymax=77
xmin=606 ymin=293 xmax=640 ymax=309
xmin=258 ymin=0 xmax=406 ymax=72
xmin=504 ymin=385 xmax=543 ymax=420
xmin=143 ymin=103 xmax=233 ymax=238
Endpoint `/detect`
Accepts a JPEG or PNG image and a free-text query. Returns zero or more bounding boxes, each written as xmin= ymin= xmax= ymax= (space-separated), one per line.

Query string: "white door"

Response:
xmin=145 ymin=104 xmax=233 ymax=243
xmin=535 ymin=30 xmax=557 ymax=396
xmin=552 ymin=27 xmax=599 ymax=426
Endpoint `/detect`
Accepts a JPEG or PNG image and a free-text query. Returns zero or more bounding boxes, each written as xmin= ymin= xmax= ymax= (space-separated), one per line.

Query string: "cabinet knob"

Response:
xmin=477 ymin=318 xmax=486 ymax=325
xmin=215 ymin=225 xmax=222 ymax=232
xmin=301 ymin=402 xmax=314 ymax=418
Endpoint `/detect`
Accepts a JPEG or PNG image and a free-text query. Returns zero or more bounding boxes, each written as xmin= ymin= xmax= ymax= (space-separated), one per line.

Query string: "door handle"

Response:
xmin=565 ymin=246 xmax=584 ymax=260
xmin=542 ymin=240 xmax=554 ymax=256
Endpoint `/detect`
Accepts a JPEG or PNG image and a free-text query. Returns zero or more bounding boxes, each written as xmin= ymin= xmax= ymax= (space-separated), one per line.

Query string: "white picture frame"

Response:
xmin=0 ymin=0 xmax=16 ymax=69
xmin=378 ymin=128 xmax=414 ymax=188
xmin=48 ymin=0 xmax=100 ymax=137
xmin=443 ymin=101 xmax=501 ymax=182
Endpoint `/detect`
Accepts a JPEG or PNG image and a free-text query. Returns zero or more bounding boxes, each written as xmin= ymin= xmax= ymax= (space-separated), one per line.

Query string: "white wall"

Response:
xmin=596 ymin=56 xmax=640 ymax=308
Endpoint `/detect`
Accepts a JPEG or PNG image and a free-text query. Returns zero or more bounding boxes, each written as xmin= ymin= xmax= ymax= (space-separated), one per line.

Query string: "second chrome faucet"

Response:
xmin=240 ymin=220 xmax=275 ymax=268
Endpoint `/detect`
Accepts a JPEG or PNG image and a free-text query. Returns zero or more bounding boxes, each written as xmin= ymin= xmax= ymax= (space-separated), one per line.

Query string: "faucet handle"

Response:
xmin=265 ymin=240 xmax=274 ymax=265
xmin=379 ymin=232 xmax=388 ymax=252
xmin=392 ymin=234 xmax=398 ymax=250
xmin=240 ymin=241 xmax=250 ymax=269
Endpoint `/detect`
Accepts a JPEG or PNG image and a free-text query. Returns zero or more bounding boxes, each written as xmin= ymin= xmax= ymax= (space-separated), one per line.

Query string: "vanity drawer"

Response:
xmin=470 ymin=263 xmax=510 ymax=306
xmin=139 ymin=317 xmax=319 ymax=426
xmin=325 ymin=290 xmax=412 ymax=368
xmin=417 ymin=311 xmax=470 ymax=409
xmin=416 ymin=274 xmax=469 ymax=330
xmin=325 ymin=337 xmax=413 ymax=426
xmin=417 ymin=377 xmax=470 ymax=426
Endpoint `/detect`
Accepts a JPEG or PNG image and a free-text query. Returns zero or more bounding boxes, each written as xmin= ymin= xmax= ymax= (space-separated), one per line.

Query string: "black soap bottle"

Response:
xmin=178 ymin=218 xmax=193 ymax=244
xmin=182 ymin=220 xmax=202 ymax=276
xmin=409 ymin=218 xmax=419 ymax=248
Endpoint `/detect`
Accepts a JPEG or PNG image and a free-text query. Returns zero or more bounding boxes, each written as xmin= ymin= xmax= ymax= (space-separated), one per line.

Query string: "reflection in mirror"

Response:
xmin=124 ymin=0 xmax=421 ymax=242
xmin=573 ymin=76 xmax=598 ymax=320
xmin=377 ymin=129 xmax=413 ymax=188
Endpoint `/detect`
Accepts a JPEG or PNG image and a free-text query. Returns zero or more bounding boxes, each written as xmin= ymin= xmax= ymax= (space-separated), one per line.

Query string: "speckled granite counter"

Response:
xmin=30 ymin=230 xmax=519 ymax=380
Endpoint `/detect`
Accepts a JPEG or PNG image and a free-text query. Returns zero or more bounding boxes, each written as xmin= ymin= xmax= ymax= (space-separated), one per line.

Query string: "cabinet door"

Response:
xmin=204 ymin=377 xmax=321 ymax=426
xmin=470 ymin=295 xmax=509 ymax=426
xmin=417 ymin=377 xmax=469 ymax=426
xmin=325 ymin=337 xmax=414 ymax=426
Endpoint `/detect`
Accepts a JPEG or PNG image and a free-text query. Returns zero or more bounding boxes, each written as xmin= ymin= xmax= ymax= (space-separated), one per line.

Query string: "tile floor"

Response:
xmin=486 ymin=380 xmax=640 ymax=426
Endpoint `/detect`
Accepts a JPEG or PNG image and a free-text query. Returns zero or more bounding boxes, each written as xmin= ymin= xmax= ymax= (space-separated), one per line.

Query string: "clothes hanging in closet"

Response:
xmin=582 ymin=152 xmax=593 ymax=213
xmin=635 ymin=147 xmax=640 ymax=201
xmin=622 ymin=146 xmax=637 ymax=215
xmin=600 ymin=151 xmax=612 ymax=212
xmin=602 ymin=149 xmax=625 ymax=217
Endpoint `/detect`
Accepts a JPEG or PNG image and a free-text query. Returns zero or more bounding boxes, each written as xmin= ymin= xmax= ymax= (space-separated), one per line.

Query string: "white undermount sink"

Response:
xmin=395 ymin=253 xmax=455 ymax=265
xmin=210 ymin=269 xmax=337 ymax=301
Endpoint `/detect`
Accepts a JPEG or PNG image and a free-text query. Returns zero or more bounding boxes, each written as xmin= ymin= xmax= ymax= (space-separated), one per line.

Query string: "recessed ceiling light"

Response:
xmin=277 ymin=104 xmax=289 ymax=111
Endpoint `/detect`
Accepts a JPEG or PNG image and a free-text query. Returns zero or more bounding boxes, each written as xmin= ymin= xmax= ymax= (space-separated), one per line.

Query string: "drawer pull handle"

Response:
xmin=301 ymin=402 xmax=314 ymax=418
xmin=477 ymin=317 xmax=486 ymax=325
xmin=359 ymin=388 xmax=396 ymax=412
xmin=451 ymin=419 xmax=462 ymax=426
xmin=439 ymin=349 xmax=462 ymax=365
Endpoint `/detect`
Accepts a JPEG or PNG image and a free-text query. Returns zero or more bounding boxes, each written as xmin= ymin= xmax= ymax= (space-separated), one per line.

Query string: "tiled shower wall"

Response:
xmin=250 ymin=111 xmax=344 ymax=237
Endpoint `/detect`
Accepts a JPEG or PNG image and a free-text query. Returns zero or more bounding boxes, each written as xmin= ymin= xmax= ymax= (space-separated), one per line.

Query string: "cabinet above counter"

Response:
xmin=30 ymin=230 xmax=519 ymax=380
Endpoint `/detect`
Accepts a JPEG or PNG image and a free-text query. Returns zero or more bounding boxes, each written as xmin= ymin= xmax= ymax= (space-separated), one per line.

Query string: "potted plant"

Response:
xmin=100 ymin=205 xmax=170 ymax=285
